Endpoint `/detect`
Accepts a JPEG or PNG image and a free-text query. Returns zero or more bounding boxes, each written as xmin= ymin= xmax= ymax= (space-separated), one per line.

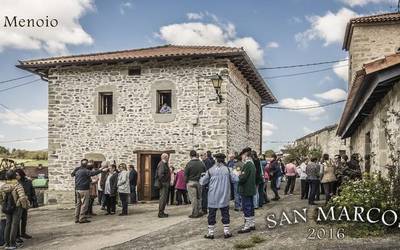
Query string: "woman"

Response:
xmin=321 ymin=154 xmax=336 ymax=204
xmin=104 ymin=164 xmax=118 ymax=215
xmin=175 ymin=167 xmax=189 ymax=205
xmin=297 ymin=159 xmax=309 ymax=199
xmin=3 ymin=170 xmax=28 ymax=249
xmin=15 ymin=169 xmax=36 ymax=240
xmin=117 ymin=163 xmax=130 ymax=216
xmin=168 ymin=166 xmax=176 ymax=205
xmin=87 ymin=162 xmax=98 ymax=216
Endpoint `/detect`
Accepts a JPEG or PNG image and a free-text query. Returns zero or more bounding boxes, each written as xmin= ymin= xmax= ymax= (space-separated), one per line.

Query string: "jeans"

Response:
xmin=323 ymin=182 xmax=335 ymax=204
xmin=271 ymin=177 xmax=280 ymax=198
xmin=158 ymin=182 xmax=170 ymax=214
xmin=285 ymin=176 xmax=296 ymax=194
xmin=119 ymin=193 xmax=129 ymax=215
xmin=20 ymin=208 xmax=28 ymax=236
xmin=105 ymin=194 xmax=116 ymax=214
xmin=241 ymin=196 xmax=254 ymax=218
xmin=130 ymin=185 xmax=137 ymax=204
xmin=0 ymin=219 xmax=6 ymax=246
xmin=167 ymin=186 xmax=175 ymax=205
xmin=5 ymin=207 xmax=22 ymax=247
xmin=187 ymin=181 xmax=202 ymax=216
xmin=98 ymin=190 xmax=104 ymax=206
xmin=276 ymin=176 xmax=282 ymax=189
xmin=300 ymin=179 xmax=309 ymax=199
xmin=87 ymin=196 xmax=95 ymax=215
xmin=208 ymin=206 xmax=230 ymax=225
xmin=253 ymin=188 xmax=259 ymax=209
xmin=176 ymin=189 xmax=189 ymax=205
xmin=75 ymin=190 xmax=90 ymax=222
xmin=201 ymin=184 xmax=208 ymax=213
xmin=308 ymin=180 xmax=319 ymax=204
xmin=258 ymin=183 xmax=265 ymax=207
xmin=233 ymin=182 xmax=241 ymax=209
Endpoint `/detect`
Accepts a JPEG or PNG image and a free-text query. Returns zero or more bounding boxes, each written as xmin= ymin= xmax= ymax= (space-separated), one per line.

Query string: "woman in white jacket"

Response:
xmin=117 ymin=163 xmax=130 ymax=216
xmin=297 ymin=159 xmax=309 ymax=200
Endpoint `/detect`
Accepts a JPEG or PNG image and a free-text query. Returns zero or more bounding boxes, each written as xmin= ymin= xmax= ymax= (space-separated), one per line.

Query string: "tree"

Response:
xmin=283 ymin=142 xmax=322 ymax=164
xmin=0 ymin=146 xmax=9 ymax=156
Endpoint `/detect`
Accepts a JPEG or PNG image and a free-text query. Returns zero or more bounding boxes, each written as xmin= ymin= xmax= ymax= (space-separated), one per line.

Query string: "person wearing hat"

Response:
xmin=237 ymin=147 xmax=257 ymax=234
xmin=200 ymin=153 xmax=238 ymax=239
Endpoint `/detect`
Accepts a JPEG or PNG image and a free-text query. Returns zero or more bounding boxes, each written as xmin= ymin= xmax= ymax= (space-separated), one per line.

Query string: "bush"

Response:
xmin=326 ymin=172 xmax=400 ymax=236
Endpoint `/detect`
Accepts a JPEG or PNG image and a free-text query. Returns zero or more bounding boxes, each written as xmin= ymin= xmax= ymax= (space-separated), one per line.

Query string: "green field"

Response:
xmin=0 ymin=158 xmax=48 ymax=167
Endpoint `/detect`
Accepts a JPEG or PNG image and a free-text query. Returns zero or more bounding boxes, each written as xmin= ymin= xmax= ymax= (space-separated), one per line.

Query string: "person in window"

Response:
xmin=159 ymin=103 xmax=172 ymax=113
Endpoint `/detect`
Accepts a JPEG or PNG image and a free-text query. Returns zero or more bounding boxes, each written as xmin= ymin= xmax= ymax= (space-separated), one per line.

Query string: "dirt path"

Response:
xmin=22 ymin=180 xmax=400 ymax=250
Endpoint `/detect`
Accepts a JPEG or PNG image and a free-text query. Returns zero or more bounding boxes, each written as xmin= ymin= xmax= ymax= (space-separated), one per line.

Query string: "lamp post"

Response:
xmin=210 ymin=74 xmax=223 ymax=104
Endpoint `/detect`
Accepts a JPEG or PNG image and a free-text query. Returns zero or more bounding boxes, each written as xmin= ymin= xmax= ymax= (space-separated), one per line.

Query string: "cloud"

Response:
xmin=262 ymin=122 xmax=277 ymax=139
xmin=186 ymin=12 xmax=204 ymax=20
xmin=266 ymin=41 xmax=280 ymax=49
xmin=279 ymin=97 xmax=325 ymax=120
xmin=315 ymin=88 xmax=347 ymax=102
xmin=289 ymin=17 xmax=303 ymax=24
xmin=0 ymin=134 xmax=4 ymax=139
xmin=120 ymin=1 xmax=133 ymax=15
xmin=0 ymin=0 xmax=94 ymax=54
xmin=0 ymin=109 xmax=47 ymax=130
xmin=303 ymin=127 xmax=313 ymax=134
xmin=157 ymin=21 xmax=265 ymax=65
xmin=340 ymin=0 xmax=392 ymax=7
xmin=333 ymin=58 xmax=349 ymax=82
xmin=295 ymin=8 xmax=358 ymax=47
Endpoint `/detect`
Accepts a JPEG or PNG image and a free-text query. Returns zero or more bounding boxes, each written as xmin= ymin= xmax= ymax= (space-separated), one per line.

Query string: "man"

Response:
xmin=155 ymin=153 xmax=170 ymax=218
xmin=185 ymin=150 xmax=206 ymax=218
xmin=201 ymin=151 xmax=215 ymax=214
xmin=237 ymin=147 xmax=257 ymax=234
xmin=200 ymin=153 xmax=238 ymax=239
xmin=71 ymin=159 xmax=105 ymax=223
xmin=306 ymin=157 xmax=320 ymax=205
xmin=233 ymin=156 xmax=244 ymax=211
xmin=268 ymin=154 xmax=281 ymax=201
xmin=203 ymin=151 xmax=215 ymax=170
xmin=129 ymin=164 xmax=138 ymax=204
xmin=159 ymin=103 xmax=172 ymax=113
xmin=284 ymin=160 xmax=297 ymax=195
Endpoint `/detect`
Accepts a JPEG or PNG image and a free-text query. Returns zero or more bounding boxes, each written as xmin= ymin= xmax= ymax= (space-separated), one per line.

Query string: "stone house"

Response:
xmin=337 ymin=13 xmax=400 ymax=175
xmin=295 ymin=124 xmax=350 ymax=158
xmin=17 ymin=45 xmax=277 ymax=203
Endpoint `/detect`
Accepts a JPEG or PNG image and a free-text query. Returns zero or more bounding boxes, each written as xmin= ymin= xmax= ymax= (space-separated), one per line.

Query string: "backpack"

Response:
xmin=2 ymin=192 xmax=16 ymax=215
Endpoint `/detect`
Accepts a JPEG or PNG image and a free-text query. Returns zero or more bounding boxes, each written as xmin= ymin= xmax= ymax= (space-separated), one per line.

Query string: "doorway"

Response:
xmin=137 ymin=152 xmax=170 ymax=201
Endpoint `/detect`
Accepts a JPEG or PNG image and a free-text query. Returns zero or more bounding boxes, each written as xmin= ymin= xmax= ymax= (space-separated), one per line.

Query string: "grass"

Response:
xmin=234 ymin=235 xmax=266 ymax=249
xmin=0 ymin=158 xmax=48 ymax=167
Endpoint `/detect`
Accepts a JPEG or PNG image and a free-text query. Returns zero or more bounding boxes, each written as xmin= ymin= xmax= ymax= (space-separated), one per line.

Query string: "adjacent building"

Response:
xmin=295 ymin=124 xmax=350 ymax=157
xmin=17 ymin=45 xmax=277 ymax=203
xmin=337 ymin=13 xmax=400 ymax=175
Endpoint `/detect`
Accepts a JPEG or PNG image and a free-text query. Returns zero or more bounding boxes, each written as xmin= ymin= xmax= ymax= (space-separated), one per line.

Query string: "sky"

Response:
xmin=0 ymin=0 xmax=398 ymax=151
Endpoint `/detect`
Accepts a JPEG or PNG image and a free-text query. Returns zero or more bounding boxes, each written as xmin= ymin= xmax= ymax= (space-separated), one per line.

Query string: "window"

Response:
xmin=98 ymin=92 xmax=113 ymax=115
xmin=245 ymin=99 xmax=250 ymax=132
xmin=157 ymin=90 xmax=172 ymax=113
xmin=128 ymin=67 xmax=141 ymax=76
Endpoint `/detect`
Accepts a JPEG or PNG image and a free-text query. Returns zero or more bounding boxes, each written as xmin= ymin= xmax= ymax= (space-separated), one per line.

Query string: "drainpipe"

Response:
xmin=260 ymin=103 xmax=267 ymax=153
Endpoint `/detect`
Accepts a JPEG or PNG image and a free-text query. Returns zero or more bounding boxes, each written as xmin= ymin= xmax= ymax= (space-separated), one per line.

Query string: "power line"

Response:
xmin=0 ymin=78 xmax=42 ymax=93
xmin=263 ymin=64 xmax=348 ymax=80
xmin=0 ymin=136 xmax=48 ymax=144
xmin=0 ymin=103 xmax=47 ymax=131
xmin=257 ymin=59 xmax=348 ymax=70
xmin=0 ymin=74 xmax=34 ymax=85
xmin=265 ymin=100 xmax=346 ymax=110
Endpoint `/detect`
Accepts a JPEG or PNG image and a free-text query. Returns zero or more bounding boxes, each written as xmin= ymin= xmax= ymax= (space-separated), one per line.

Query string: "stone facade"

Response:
xmin=348 ymin=23 xmax=400 ymax=88
xmin=349 ymin=82 xmax=400 ymax=175
xmin=46 ymin=58 xmax=263 ymax=203
xmin=295 ymin=125 xmax=350 ymax=158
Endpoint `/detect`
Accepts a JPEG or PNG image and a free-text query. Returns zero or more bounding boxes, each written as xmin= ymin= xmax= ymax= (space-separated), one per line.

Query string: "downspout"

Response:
xmin=260 ymin=103 xmax=267 ymax=153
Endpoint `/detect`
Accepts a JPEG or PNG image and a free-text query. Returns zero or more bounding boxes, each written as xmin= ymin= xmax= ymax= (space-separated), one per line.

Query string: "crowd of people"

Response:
xmin=0 ymin=169 xmax=37 ymax=250
xmin=70 ymin=149 xmax=363 ymax=240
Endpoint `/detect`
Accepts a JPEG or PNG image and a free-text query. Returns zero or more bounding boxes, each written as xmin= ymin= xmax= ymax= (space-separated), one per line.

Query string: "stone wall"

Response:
xmin=226 ymin=62 xmax=262 ymax=154
xmin=349 ymin=23 xmax=400 ymax=88
xmin=47 ymin=57 xmax=262 ymax=203
xmin=296 ymin=125 xmax=350 ymax=158
xmin=349 ymin=82 xmax=400 ymax=175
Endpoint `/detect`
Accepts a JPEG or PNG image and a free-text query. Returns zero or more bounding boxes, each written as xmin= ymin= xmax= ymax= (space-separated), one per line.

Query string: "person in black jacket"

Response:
xmin=71 ymin=159 xmax=105 ymax=223
xmin=15 ymin=169 xmax=36 ymax=240
xmin=104 ymin=164 xmax=119 ymax=215
xmin=268 ymin=154 xmax=281 ymax=201
xmin=128 ymin=165 xmax=138 ymax=204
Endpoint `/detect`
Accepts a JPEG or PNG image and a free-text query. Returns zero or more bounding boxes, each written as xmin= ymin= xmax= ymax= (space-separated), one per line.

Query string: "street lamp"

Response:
xmin=210 ymin=74 xmax=223 ymax=104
